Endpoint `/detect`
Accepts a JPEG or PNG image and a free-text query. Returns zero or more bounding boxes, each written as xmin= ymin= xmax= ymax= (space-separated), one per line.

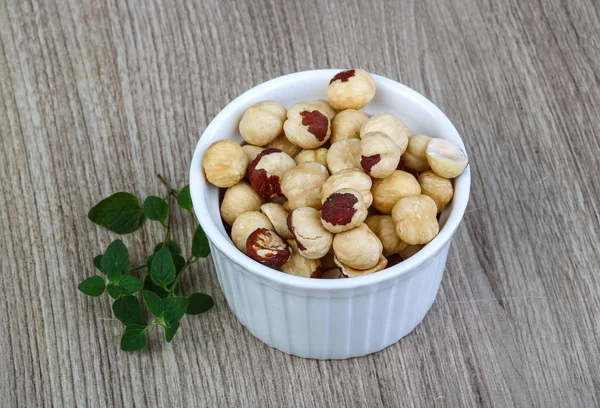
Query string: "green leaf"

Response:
xmin=143 ymin=274 xmax=178 ymax=298
xmin=107 ymin=267 xmax=122 ymax=283
xmin=93 ymin=255 xmax=103 ymax=271
xmin=150 ymin=248 xmax=176 ymax=287
xmin=88 ymin=192 xmax=143 ymax=234
xmin=120 ymin=324 xmax=148 ymax=352
xmin=101 ymin=240 xmax=130 ymax=274
xmin=192 ymin=225 xmax=210 ymax=259
xmin=107 ymin=283 xmax=122 ymax=299
xmin=186 ymin=293 xmax=214 ymax=315
xmin=78 ymin=276 xmax=106 ymax=297
xmin=173 ymin=254 xmax=186 ymax=273
xmin=177 ymin=185 xmax=193 ymax=210
xmin=120 ymin=276 xmax=144 ymax=295
xmin=153 ymin=241 xmax=181 ymax=255
xmin=163 ymin=296 xmax=189 ymax=323
xmin=143 ymin=196 xmax=169 ymax=223
xmin=143 ymin=290 xmax=164 ymax=317
xmin=164 ymin=320 xmax=180 ymax=342
xmin=112 ymin=296 xmax=143 ymax=325
xmin=146 ymin=253 xmax=155 ymax=269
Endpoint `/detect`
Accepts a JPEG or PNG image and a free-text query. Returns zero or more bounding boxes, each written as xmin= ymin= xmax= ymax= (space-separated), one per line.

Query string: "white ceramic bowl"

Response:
xmin=190 ymin=69 xmax=470 ymax=359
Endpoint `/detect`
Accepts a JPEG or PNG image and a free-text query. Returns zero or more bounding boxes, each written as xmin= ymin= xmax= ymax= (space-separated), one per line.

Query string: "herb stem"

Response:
xmin=129 ymin=264 xmax=147 ymax=273
xmin=169 ymin=255 xmax=195 ymax=293
xmin=156 ymin=173 xmax=179 ymax=197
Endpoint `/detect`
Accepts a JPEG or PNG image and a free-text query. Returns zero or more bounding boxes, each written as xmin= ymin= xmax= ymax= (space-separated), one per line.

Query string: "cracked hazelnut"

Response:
xmin=265 ymin=133 xmax=302 ymax=157
xmin=283 ymin=102 xmax=332 ymax=149
xmin=360 ymin=131 xmax=401 ymax=178
xmin=287 ymin=207 xmax=333 ymax=259
xmin=321 ymin=168 xmax=373 ymax=208
xmin=246 ymin=228 xmax=291 ymax=269
xmin=320 ymin=188 xmax=367 ymax=233
xmin=402 ymin=134 xmax=432 ymax=172
xmin=220 ymin=181 xmax=264 ymax=225
xmin=260 ymin=203 xmax=293 ymax=240
xmin=331 ymin=109 xmax=369 ymax=143
xmin=360 ymin=113 xmax=412 ymax=154
xmin=280 ymin=240 xmax=323 ymax=278
xmin=231 ymin=211 xmax=274 ymax=253
xmin=294 ymin=148 xmax=329 ymax=169
xmin=241 ymin=144 xmax=265 ymax=163
xmin=239 ymin=101 xmax=287 ymax=146
xmin=248 ymin=148 xmax=296 ymax=199
xmin=321 ymin=268 xmax=344 ymax=279
xmin=334 ymin=254 xmax=387 ymax=278
xmin=332 ymin=223 xmax=383 ymax=270
xmin=327 ymin=69 xmax=376 ymax=110
xmin=327 ymin=138 xmax=363 ymax=174
xmin=202 ymin=140 xmax=248 ymax=188
xmin=281 ymin=162 xmax=329 ymax=210
xmin=365 ymin=215 xmax=407 ymax=257
xmin=418 ymin=170 xmax=454 ymax=212
xmin=392 ymin=195 xmax=439 ymax=245
xmin=371 ymin=170 xmax=421 ymax=214
xmin=426 ymin=138 xmax=469 ymax=178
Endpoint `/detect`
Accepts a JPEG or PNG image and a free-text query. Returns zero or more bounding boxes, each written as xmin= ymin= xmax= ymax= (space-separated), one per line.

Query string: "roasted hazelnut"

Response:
xmin=246 ymin=228 xmax=291 ymax=269
xmin=283 ymin=102 xmax=332 ymax=149
xmin=294 ymin=148 xmax=329 ymax=169
xmin=418 ymin=170 xmax=454 ymax=212
xmin=220 ymin=181 xmax=264 ymax=225
xmin=265 ymin=133 xmax=303 ymax=158
xmin=231 ymin=211 xmax=274 ymax=253
xmin=332 ymin=223 xmax=383 ymax=270
xmin=365 ymin=215 xmax=407 ymax=257
xmin=281 ymin=162 xmax=329 ymax=210
xmin=280 ymin=240 xmax=323 ymax=278
xmin=287 ymin=207 xmax=333 ymax=259
xmin=202 ymin=140 xmax=248 ymax=188
xmin=391 ymin=195 xmax=439 ymax=245
xmin=248 ymin=148 xmax=296 ymax=199
xmin=360 ymin=132 xmax=401 ymax=178
xmin=327 ymin=138 xmax=363 ymax=174
xmin=320 ymin=188 xmax=368 ymax=233
xmin=398 ymin=245 xmax=424 ymax=260
xmin=321 ymin=268 xmax=345 ymax=279
xmin=327 ymin=69 xmax=376 ymax=110
xmin=241 ymin=144 xmax=265 ymax=163
xmin=321 ymin=168 xmax=373 ymax=208
xmin=426 ymin=138 xmax=469 ymax=178
xmin=402 ymin=134 xmax=432 ymax=172
xmin=331 ymin=109 xmax=369 ymax=143
xmin=239 ymin=101 xmax=287 ymax=146
xmin=260 ymin=203 xmax=293 ymax=240
xmin=334 ymin=254 xmax=387 ymax=278
xmin=360 ymin=113 xmax=412 ymax=154
xmin=371 ymin=170 xmax=421 ymax=214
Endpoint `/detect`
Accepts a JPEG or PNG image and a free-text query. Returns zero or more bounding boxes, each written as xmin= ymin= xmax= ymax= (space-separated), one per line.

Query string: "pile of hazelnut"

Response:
xmin=202 ymin=69 xmax=468 ymax=279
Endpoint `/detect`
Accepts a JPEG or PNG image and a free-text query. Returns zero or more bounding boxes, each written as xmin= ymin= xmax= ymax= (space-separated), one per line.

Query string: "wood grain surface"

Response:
xmin=1 ymin=0 xmax=599 ymax=406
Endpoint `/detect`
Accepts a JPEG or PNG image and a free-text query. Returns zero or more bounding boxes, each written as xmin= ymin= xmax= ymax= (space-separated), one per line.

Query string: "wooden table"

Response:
xmin=1 ymin=0 xmax=599 ymax=406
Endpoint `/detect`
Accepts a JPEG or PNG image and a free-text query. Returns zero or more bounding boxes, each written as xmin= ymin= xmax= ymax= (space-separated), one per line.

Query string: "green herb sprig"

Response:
xmin=79 ymin=174 xmax=214 ymax=351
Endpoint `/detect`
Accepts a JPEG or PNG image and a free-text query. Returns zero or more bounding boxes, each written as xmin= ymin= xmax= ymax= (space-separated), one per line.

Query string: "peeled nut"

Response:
xmin=334 ymin=254 xmax=387 ymax=278
xmin=418 ymin=170 xmax=454 ymax=212
xmin=248 ymin=148 xmax=296 ymax=199
xmin=239 ymin=101 xmax=287 ymax=146
xmin=365 ymin=215 xmax=408 ymax=257
xmin=202 ymin=140 xmax=248 ymax=188
xmin=327 ymin=138 xmax=363 ymax=174
xmin=321 ymin=168 xmax=373 ymax=208
xmin=280 ymin=240 xmax=323 ymax=278
xmin=241 ymin=144 xmax=265 ymax=163
xmin=332 ymin=223 xmax=383 ymax=270
xmin=398 ymin=244 xmax=424 ymax=260
xmin=391 ymin=195 xmax=439 ymax=245
xmin=397 ymin=156 xmax=420 ymax=179
xmin=371 ymin=170 xmax=421 ymax=214
xmin=220 ymin=181 xmax=264 ymax=225
xmin=321 ymin=188 xmax=368 ymax=233
xmin=260 ymin=203 xmax=293 ymax=240
xmin=306 ymin=100 xmax=337 ymax=120
xmin=246 ymin=228 xmax=292 ymax=269
xmin=360 ymin=113 xmax=412 ymax=154
xmin=294 ymin=148 xmax=329 ymax=169
xmin=265 ymin=133 xmax=302 ymax=157
xmin=426 ymin=138 xmax=468 ymax=178
xmin=287 ymin=207 xmax=333 ymax=259
xmin=231 ymin=211 xmax=274 ymax=253
xmin=283 ymin=102 xmax=331 ymax=149
xmin=402 ymin=134 xmax=431 ymax=172
xmin=331 ymin=109 xmax=369 ymax=143
xmin=281 ymin=162 xmax=329 ymax=210
xmin=321 ymin=268 xmax=344 ymax=279
xmin=360 ymin=132 xmax=401 ymax=178
xmin=327 ymin=69 xmax=376 ymax=110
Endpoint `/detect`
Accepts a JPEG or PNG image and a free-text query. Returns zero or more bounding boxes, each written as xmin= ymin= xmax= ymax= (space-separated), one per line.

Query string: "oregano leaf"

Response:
xmin=186 ymin=293 xmax=214 ymax=315
xmin=101 ymin=240 xmax=130 ymax=274
xmin=107 ymin=267 xmax=122 ymax=283
xmin=173 ymin=254 xmax=186 ymax=273
xmin=142 ymin=290 xmax=165 ymax=317
xmin=192 ymin=225 xmax=210 ymax=259
xmin=106 ymin=283 xmax=122 ymax=299
xmin=88 ymin=192 xmax=143 ymax=234
xmin=164 ymin=320 xmax=180 ymax=342
xmin=177 ymin=185 xmax=193 ymax=210
xmin=143 ymin=196 xmax=169 ymax=223
xmin=93 ymin=255 xmax=103 ymax=271
xmin=153 ymin=241 xmax=181 ymax=255
xmin=112 ymin=296 xmax=143 ymax=325
xmin=120 ymin=324 xmax=148 ymax=352
xmin=163 ymin=296 xmax=189 ymax=323
xmin=78 ymin=276 xmax=106 ymax=297
xmin=120 ymin=276 xmax=144 ymax=295
xmin=150 ymin=248 xmax=176 ymax=287
xmin=143 ymin=274 xmax=179 ymax=298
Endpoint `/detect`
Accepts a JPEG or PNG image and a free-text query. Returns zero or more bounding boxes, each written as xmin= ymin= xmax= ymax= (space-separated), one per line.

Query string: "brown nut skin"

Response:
xmin=202 ymin=140 xmax=248 ymax=188
xmin=327 ymin=138 xmax=363 ymax=174
xmin=287 ymin=207 xmax=333 ymax=259
xmin=327 ymin=69 xmax=376 ymax=110
xmin=321 ymin=168 xmax=373 ymax=208
xmin=426 ymin=138 xmax=469 ymax=178
xmin=365 ymin=215 xmax=407 ymax=257
xmin=360 ymin=113 xmax=412 ymax=154
xmin=265 ymin=133 xmax=303 ymax=157
xmin=319 ymin=252 xmax=336 ymax=270
xmin=241 ymin=144 xmax=265 ymax=163
xmin=371 ymin=170 xmax=421 ymax=214
xmin=281 ymin=162 xmax=329 ymax=210
xmin=360 ymin=132 xmax=401 ymax=178
xmin=246 ymin=228 xmax=292 ymax=269
xmin=334 ymin=254 xmax=387 ymax=278
xmin=283 ymin=102 xmax=332 ymax=149
xmin=320 ymin=188 xmax=368 ymax=233
xmin=239 ymin=101 xmax=287 ymax=146
xmin=402 ymin=135 xmax=432 ymax=172
xmin=321 ymin=268 xmax=345 ymax=279
xmin=280 ymin=240 xmax=323 ymax=278
xmin=398 ymin=244 xmax=424 ymax=260
xmin=294 ymin=148 xmax=329 ymax=169
xmin=332 ymin=223 xmax=383 ymax=270
xmin=248 ymin=148 xmax=297 ymax=199
xmin=418 ymin=170 xmax=454 ymax=212
xmin=220 ymin=181 xmax=264 ymax=225
xmin=391 ymin=195 xmax=439 ymax=245
xmin=331 ymin=109 xmax=369 ymax=143
xmin=260 ymin=203 xmax=293 ymax=240
xmin=231 ymin=211 xmax=274 ymax=253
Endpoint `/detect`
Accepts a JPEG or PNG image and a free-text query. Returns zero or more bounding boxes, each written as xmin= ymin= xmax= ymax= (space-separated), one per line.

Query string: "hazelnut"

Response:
xmin=365 ymin=215 xmax=407 ymax=257
xmin=398 ymin=245 xmax=424 ymax=260
xmin=287 ymin=207 xmax=333 ymax=259
xmin=231 ymin=211 xmax=274 ymax=253
xmin=371 ymin=170 xmax=421 ymax=214
xmin=386 ymin=254 xmax=403 ymax=268
xmin=360 ymin=113 xmax=412 ymax=154
xmin=360 ymin=132 xmax=401 ymax=178
xmin=281 ymin=162 xmax=329 ymax=210
xmin=220 ymin=181 xmax=264 ymax=225
xmin=294 ymin=148 xmax=329 ymax=169
xmin=327 ymin=69 xmax=376 ymax=110
xmin=241 ymin=144 xmax=265 ymax=163
xmin=260 ymin=203 xmax=293 ymax=240
xmin=331 ymin=109 xmax=369 ymax=143
xmin=202 ymin=140 xmax=248 ymax=188
xmin=397 ymin=157 xmax=420 ymax=179
xmin=306 ymin=99 xmax=337 ymax=120
xmin=283 ymin=102 xmax=331 ymax=149
xmin=391 ymin=195 xmax=439 ymax=245
xmin=280 ymin=240 xmax=323 ymax=278
xmin=321 ymin=268 xmax=345 ymax=279
xmin=418 ymin=170 xmax=454 ymax=212
xmin=265 ymin=133 xmax=302 ymax=158
xmin=248 ymin=148 xmax=296 ymax=199
xmin=332 ymin=223 xmax=383 ymax=270
xmin=238 ymin=101 xmax=287 ymax=146
xmin=402 ymin=134 xmax=432 ymax=172
xmin=321 ymin=169 xmax=373 ymax=208
xmin=319 ymin=252 xmax=336 ymax=270
xmin=246 ymin=228 xmax=292 ymax=269
xmin=334 ymin=254 xmax=387 ymax=278
xmin=327 ymin=138 xmax=363 ymax=174
xmin=426 ymin=138 xmax=469 ymax=178
xmin=320 ymin=188 xmax=368 ymax=233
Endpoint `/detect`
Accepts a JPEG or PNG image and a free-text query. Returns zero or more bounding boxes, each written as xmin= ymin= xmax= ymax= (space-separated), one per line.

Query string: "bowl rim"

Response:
xmin=190 ymin=69 xmax=471 ymax=291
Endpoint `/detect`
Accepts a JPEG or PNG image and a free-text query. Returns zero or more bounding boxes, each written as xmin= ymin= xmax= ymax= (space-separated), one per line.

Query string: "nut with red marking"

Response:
xmin=321 ymin=168 xmax=373 ymax=208
xmin=426 ymin=138 xmax=468 ymax=178
xmin=202 ymin=140 xmax=248 ymax=188
xmin=418 ymin=170 xmax=454 ymax=212
xmin=320 ymin=188 xmax=367 ymax=233
xmin=327 ymin=69 xmax=376 ymax=110
xmin=239 ymin=101 xmax=287 ymax=146
xmin=360 ymin=113 xmax=412 ymax=154
xmin=246 ymin=228 xmax=292 ymax=269
xmin=231 ymin=211 xmax=274 ymax=253
xmin=402 ymin=134 xmax=432 ymax=172
xmin=287 ymin=207 xmax=333 ymax=259
xmin=220 ymin=181 xmax=264 ymax=225
xmin=280 ymin=162 xmax=329 ymax=210
xmin=265 ymin=133 xmax=302 ymax=158
xmin=365 ymin=215 xmax=408 ymax=257
xmin=371 ymin=170 xmax=421 ymax=214
xmin=391 ymin=195 xmax=439 ymax=245
xmin=360 ymin=131 xmax=401 ymax=178
xmin=280 ymin=240 xmax=323 ymax=278
xmin=241 ymin=144 xmax=264 ymax=163
xmin=283 ymin=102 xmax=331 ymax=149
xmin=327 ymin=138 xmax=363 ymax=174
xmin=248 ymin=148 xmax=296 ymax=199
xmin=306 ymin=99 xmax=337 ymax=120
xmin=332 ymin=223 xmax=383 ymax=270
xmin=260 ymin=203 xmax=293 ymax=240
xmin=334 ymin=254 xmax=387 ymax=278
xmin=294 ymin=148 xmax=329 ymax=169
xmin=331 ymin=109 xmax=369 ymax=143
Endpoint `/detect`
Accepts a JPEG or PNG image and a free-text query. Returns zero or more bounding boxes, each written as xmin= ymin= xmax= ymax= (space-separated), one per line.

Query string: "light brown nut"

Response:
xmin=391 ymin=195 xmax=439 ymax=245
xmin=241 ymin=144 xmax=265 ymax=163
xmin=202 ymin=140 xmax=248 ymax=188
xmin=280 ymin=240 xmax=323 ymax=278
xmin=360 ymin=132 xmax=401 ymax=178
xmin=331 ymin=109 xmax=369 ymax=143
xmin=321 ymin=268 xmax=345 ymax=279
xmin=360 ymin=113 xmax=412 ymax=154
xmin=320 ymin=188 xmax=368 ymax=233
xmin=246 ymin=228 xmax=291 ymax=269
xmin=307 ymin=100 xmax=337 ymax=120
xmin=327 ymin=69 xmax=376 ymax=110
xmin=265 ymin=133 xmax=303 ymax=158
xmin=231 ymin=211 xmax=274 ymax=253
xmin=327 ymin=138 xmax=363 ymax=174
xmin=332 ymin=223 xmax=383 ymax=270
xmin=281 ymin=162 xmax=329 ymax=210
xmin=320 ymin=252 xmax=336 ymax=270
xmin=321 ymin=168 xmax=373 ymax=208
xmin=426 ymin=138 xmax=469 ymax=178
xmin=418 ymin=170 xmax=454 ymax=212
xmin=371 ymin=170 xmax=421 ymax=214
xmin=283 ymin=102 xmax=332 ymax=149
xmin=334 ymin=254 xmax=387 ymax=278
xmin=402 ymin=134 xmax=432 ymax=172
xmin=248 ymin=148 xmax=296 ymax=199
xmin=287 ymin=207 xmax=333 ymax=259
xmin=260 ymin=203 xmax=293 ymax=240
xmin=220 ymin=181 xmax=264 ymax=225
xmin=239 ymin=101 xmax=287 ymax=146
xmin=294 ymin=148 xmax=329 ymax=169
xmin=398 ymin=245 xmax=424 ymax=260
xmin=365 ymin=215 xmax=407 ymax=257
